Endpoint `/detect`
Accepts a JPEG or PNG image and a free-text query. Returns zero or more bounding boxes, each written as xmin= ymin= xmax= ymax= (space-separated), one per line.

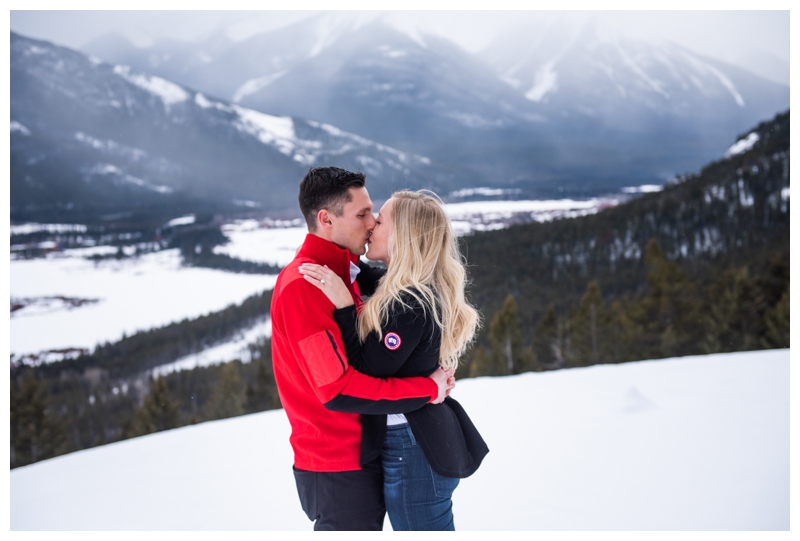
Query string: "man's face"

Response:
xmin=329 ymin=187 xmax=376 ymax=256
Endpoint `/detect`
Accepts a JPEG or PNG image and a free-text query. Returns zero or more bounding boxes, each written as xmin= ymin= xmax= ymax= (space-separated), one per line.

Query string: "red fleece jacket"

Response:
xmin=270 ymin=234 xmax=438 ymax=472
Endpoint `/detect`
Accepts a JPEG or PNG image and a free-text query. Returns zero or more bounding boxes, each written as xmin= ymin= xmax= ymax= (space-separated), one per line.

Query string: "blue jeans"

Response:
xmin=382 ymin=423 xmax=460 ymax=531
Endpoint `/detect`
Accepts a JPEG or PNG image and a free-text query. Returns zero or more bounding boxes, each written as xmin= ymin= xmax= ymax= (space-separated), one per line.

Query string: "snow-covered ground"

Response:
xmin=213 ymin=220 xmax=308 ymax=266
xmin=10 ymin=350 xmax=789 ymax=531
xmin=10 ymin=248 xmax=275 ymax=359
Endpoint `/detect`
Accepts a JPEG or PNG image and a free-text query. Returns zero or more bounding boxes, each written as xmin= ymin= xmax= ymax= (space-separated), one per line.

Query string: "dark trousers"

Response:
xmin=293 ymin=459 xmax=385 ymax=531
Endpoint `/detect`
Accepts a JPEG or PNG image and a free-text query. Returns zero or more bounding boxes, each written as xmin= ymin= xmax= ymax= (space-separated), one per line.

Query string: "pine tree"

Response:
xmin=758 ymin=250 xmax=790 ymax=349
xmin=701 ymin=266 xmax=762 ymax=353
xmin=533 ymin=304 xmax=565 ymax=369
xmin=630 ymin=239 xmax=702 ymax=360
xmin=605 ymin=297 xmax=639 ymax=364
xmin=131 ymin=376 xmax=180 ymax=436
xmin=487 ymin=295 xmax=534 ymax=375
xmin=10 ymin=371 xmax=65 ymax=467
xmin=206 ymin=362 xmax=245 ymax=420
xmin=245 ymin=356 xmax=278 ymax=413
xmin=569 ymin=280 xmax=607 ymax=367
xmin=466 ymin=345 xmax=493 ymax=378
xmin=764 ymin=285 xmax=789 ymax=348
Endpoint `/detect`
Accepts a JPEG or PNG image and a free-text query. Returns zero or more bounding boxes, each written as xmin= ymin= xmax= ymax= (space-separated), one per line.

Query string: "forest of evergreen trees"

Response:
xmin=11 ymin=325 xmax=279 ymax=469
xmin=464 ymin=238 xmax=788 ymax=377
xmin=461 ymin=110 xmax=789 ymax=373
xmin=10 ymin=111 xmax=789 ymax=469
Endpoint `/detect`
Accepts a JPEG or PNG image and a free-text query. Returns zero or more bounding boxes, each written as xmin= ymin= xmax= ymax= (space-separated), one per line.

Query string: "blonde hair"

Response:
xmin=357 ymin=190 xmax=480 ymax=370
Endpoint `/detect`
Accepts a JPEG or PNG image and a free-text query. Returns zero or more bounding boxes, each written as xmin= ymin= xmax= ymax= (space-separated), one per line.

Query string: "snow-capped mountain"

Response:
xmin=82 ymin=12 xmax=788 ymax=195
xmin=84 ymin=13 xmax=539 ymax=189
xmin=481 ymin=15 xmax=787 ymax=136
xmin=82 ymin=12 xmax=461 ymax=112
xmin=11 ymin=31 xmax=447 ymax=222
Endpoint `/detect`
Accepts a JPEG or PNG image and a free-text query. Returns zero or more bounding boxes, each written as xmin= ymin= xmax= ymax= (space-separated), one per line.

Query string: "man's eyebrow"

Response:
xmin=356 ymin=206 xmax=372 ymax=213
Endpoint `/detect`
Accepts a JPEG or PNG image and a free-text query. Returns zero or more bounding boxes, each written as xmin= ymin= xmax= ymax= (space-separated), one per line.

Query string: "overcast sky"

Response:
xmin=10 ymin=9 xmax=790 ymax=83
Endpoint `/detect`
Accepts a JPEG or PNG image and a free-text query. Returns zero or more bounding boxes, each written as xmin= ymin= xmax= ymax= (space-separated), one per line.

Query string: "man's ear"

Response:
xmin=316 ymin=209 xmax=333 ymax=230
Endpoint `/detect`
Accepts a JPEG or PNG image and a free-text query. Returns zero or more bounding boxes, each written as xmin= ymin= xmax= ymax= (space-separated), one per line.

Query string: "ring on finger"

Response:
xmin=320 ymin=278 xmax=325 ymax=284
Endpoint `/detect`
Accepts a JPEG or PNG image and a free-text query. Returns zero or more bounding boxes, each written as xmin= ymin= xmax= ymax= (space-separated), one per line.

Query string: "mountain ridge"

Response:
xmin=10 ymin=31 xmax=451 ymax=222
xmin=81 ymin=14 xmax=788 ymax=195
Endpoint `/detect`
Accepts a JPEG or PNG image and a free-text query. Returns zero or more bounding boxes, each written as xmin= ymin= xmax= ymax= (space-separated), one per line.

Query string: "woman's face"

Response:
xmin=366 ymin=198 xmax=395 ymax=265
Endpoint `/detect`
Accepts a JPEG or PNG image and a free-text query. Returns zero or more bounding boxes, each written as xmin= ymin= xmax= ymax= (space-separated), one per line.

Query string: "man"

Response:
xmin=270 ymin=167 xmax=454 ymax=531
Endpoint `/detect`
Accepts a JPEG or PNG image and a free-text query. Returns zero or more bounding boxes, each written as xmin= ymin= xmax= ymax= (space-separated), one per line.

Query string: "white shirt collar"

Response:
xmin=350 ymin=261 xmax=361 ymax=284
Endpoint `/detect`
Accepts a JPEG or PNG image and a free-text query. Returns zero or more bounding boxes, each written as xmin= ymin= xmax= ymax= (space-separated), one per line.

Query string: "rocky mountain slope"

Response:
xmin=83 ymin=13 xmax=789 ymax=194
xmin=11 ymin=31 xmax=446 ymax=222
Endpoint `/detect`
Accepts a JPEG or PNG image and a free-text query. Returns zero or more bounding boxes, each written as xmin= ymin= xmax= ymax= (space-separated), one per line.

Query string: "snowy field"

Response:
xmin=10 ymin=248 xmax=275 ymax=358
xmin=213 ymin=220 xmax=308 ymax=266
xmin=10 ymin=350 xmax=789 ymax=531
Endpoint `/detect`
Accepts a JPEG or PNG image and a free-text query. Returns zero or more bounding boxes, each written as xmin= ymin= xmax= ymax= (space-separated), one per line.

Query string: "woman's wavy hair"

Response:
xmin=357 ymin=190 xmax=480 ymax=370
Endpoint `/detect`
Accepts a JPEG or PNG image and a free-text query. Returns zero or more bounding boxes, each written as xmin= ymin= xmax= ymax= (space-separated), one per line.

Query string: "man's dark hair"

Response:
xmin=298 ymin=167 xmax=366 ymax=231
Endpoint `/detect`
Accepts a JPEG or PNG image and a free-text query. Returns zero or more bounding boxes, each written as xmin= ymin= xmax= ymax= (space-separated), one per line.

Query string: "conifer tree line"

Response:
xmin=11 ymin=336 xmax=279 ymax=469
xmin=465 ymin=239 xmax=789 ymax=377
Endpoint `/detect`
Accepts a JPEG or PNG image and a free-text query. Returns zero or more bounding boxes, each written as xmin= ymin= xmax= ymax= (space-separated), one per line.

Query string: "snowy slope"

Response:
xmin=10 ymin=349 xmax=789 ymax=530
xmin=481 ymin=14 xmax=787 ymax=123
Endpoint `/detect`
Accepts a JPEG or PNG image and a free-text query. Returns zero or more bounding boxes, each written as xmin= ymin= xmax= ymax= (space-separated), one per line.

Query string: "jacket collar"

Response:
xmin=297 ymin=233 xmax=359 ymax=283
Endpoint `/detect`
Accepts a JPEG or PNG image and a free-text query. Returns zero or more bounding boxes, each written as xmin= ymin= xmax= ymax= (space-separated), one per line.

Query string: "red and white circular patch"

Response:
xmin=384 ymin=332 xmax=402 ymax=350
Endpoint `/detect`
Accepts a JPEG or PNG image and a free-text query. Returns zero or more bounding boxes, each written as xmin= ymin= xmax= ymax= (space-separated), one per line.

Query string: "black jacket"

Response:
xmin=331 ymin=262 xmax=488 ymax=478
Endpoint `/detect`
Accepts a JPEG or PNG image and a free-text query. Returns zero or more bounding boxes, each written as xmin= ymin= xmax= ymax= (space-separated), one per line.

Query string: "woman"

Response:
xmin=299 ymin=189 xmax=488 ymax=531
